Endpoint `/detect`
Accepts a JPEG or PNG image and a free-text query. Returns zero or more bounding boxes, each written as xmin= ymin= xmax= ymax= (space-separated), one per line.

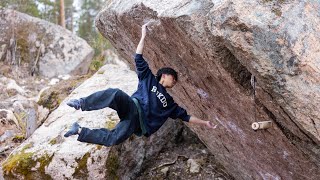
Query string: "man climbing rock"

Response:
xmin=64 ymin=22 xmax=216 ymax=146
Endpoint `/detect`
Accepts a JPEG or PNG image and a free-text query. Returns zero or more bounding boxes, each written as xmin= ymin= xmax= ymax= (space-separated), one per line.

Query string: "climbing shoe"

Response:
xmin=67 ymin=99 xmax=82 ymax=110
xmin=64 ymin=122 xmax=81 ymax=137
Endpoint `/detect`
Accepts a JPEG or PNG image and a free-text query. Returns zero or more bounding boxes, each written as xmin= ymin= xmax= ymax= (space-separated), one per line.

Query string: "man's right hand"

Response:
xmin=136 ymin=22 xmax=150 ymax=54
xmin=141 ymin=22 xmax=150 ymax=39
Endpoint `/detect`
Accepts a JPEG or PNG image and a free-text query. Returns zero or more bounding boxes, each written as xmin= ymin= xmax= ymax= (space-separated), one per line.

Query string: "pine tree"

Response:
xmin=65 ymin=0 xmax=75 ymax=31
xmin=59 ymin=0 xmax=66 ymax=28
xmin=0 ymin=0 xmax=40 ymax=17
xmin=77 ymin=0 xmax=105 ymax=41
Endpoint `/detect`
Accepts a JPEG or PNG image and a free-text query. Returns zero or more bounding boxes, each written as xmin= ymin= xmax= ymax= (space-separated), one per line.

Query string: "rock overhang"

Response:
xmin=94 ymin=0 xmax=320 ymax=179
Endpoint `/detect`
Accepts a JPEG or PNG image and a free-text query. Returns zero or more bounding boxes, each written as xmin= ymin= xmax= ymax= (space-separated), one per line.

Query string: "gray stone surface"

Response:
xmin=0 ymin=9 xmax=93 ymax=77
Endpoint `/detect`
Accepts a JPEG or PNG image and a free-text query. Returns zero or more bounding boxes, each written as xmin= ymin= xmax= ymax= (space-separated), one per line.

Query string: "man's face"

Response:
xmin=162 ymin=74 xmax=176 ymax=88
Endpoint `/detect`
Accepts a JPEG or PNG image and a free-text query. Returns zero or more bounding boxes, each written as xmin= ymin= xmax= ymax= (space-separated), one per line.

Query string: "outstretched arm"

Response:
xmin=169 ymin=103 xmax=217 ymax=129
xmin=188 ymin=116 xmax=217 ymax=129
xmin=134 ymin=22 xmax=152 ymax=80
xmin=136 ymin=23 xmax=148 ymax=54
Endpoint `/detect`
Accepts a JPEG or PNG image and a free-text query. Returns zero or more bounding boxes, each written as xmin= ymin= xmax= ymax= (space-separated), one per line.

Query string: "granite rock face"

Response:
xmin=95 ymin=0 xmax=320 ymax=179
xmin=0 ymin=9 xmax=93 ymax=78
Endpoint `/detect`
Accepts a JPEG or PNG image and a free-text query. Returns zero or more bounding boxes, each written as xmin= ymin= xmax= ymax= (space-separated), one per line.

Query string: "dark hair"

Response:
xmin=156 ymin=67 xmax=178 ymax=82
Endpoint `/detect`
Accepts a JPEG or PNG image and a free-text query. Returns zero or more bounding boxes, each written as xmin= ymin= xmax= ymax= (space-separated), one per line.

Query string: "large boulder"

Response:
xmin=0 ymin=9 xmax=93 ymax=78
xmin=94 ymin=0 xmax=320 ymax=179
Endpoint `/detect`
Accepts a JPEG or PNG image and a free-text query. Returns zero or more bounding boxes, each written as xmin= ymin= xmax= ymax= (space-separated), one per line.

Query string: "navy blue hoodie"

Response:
xmin=131 ymin=54 xmax=190 ymax=136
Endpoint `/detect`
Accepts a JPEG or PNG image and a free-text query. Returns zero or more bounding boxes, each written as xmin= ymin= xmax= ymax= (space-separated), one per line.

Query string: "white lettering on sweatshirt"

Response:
xmin=151 ymin=86 xmax=167 ymax=107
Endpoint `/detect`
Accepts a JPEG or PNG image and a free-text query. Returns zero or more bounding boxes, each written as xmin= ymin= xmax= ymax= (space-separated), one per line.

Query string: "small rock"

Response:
xmin=0 ymin=109 xmax=20 ymax=129
xmin=35 ymin=41 xmax=41 ymax=47
xmin=58 ymin=74 xmax=71 ymax=80
xmin=0 ymin=130 xmax=15 ymax=142
xmin=187 ymin=158 xmax=200 ymax=173
xmin=0 ymin=145 xmax=11 ymax=153
xmin=37 ymin=105 xmax=50 ymax=124
xmin=40 ymin=44 xmax=45 ymax=54
xmin=160 ymin=167 xmax=169 ymax=175
xmin=49 ymin=78 xmax=60 ymax=85
xmin=12 ymin=101 xmax=25 ymax=113
xmin=6 ymin=78 xmax=25 ymax=95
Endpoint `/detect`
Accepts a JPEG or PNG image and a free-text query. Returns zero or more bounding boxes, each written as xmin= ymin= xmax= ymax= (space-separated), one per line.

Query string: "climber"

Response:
xmin=64 ymin=22 xmax=217 ymax=146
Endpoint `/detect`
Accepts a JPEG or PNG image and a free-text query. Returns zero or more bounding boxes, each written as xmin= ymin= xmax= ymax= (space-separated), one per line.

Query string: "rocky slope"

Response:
xmin=0 ymin=74 xmax=89 ymax=165
xmin=0 ymin=8 xmax=94 ymax=171
xmin=93 ymin=0 xmax=320 ymax=179
xmin=0 ymin=60 xmax=136 ymax=179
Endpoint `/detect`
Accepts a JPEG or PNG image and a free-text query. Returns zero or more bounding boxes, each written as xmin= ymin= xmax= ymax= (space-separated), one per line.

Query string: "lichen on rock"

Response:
xmin=2 ymin=143 xmax=54 ymax=179
xmin=72 ymin=152 xmax=91 ymax=179
xmin=37 ymin=75 xmax=89 ymax=113
xmin=105 ymin=148 xmax=119 ymax=180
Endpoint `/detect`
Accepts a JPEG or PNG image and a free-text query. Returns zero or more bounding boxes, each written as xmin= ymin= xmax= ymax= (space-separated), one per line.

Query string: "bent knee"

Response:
xmin=114 ymin=89 xmax=129 ymax=99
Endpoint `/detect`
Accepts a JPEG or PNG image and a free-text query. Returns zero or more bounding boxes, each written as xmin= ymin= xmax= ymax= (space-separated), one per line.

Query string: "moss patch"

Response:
xmin=2 ymin=150 xmax=34 ymax=178
xmin=38 ymin=91 xmax=60 ymax=111
xmin=6 ymin=89 xmax=19 ymax=97
xmin=14 ymin=111 xmax=27 ymax=134
xmin=89 ymin=55 xmax=105 ymax=72
xmin=2 ymin=143 xmax=34 ymax=173
xmin=37 ymin=75 xmax=89 ymax=115
xmin=21 ymin=143 xmax=33 ymax=152
xmin=12 ymin=134 xmax=25 ymax=143
xmin=96 ymin=145 xmax=103 ymax=150
xmin=105 ymin=148 xmax=119 ymax=180
xmin=14 ymin=21 xmax=52 ymax=75
xmin=2 ymin=142 xmax=54 ymax=179
xmin=105 ymin=120 xmax=117 ymax=130
xmin=272 ymin=7 xmax=282 ymax=16
xmin=72 ymin=152 xmax=91 ymax=179
xmin=16 ymin=32 xmax=33 ymax=64
xmin=34 ymin=153 xmax=54 ymax=180
xmin=49 ymin=137 xmax=57 ymax=145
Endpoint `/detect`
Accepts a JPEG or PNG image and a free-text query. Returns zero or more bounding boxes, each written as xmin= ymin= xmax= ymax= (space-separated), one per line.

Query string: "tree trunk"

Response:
xmin=70 ymin=7 xmax=73 ymax=32
xmin=60 ymin=0 xmax=66 ymax=28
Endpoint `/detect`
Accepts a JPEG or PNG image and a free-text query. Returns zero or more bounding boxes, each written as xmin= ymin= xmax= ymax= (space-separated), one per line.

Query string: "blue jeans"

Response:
xmin=77 ymin=88 xmax=141 ymax=146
